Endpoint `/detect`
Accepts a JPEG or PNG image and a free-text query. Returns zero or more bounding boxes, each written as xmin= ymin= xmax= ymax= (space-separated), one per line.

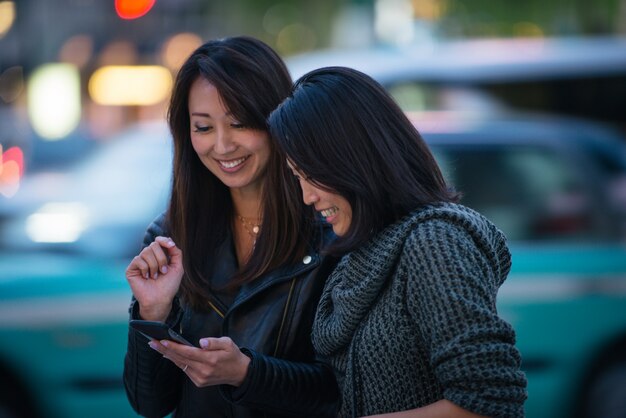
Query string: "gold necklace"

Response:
xmin=236 ymin=215 xmax=262 ymax=239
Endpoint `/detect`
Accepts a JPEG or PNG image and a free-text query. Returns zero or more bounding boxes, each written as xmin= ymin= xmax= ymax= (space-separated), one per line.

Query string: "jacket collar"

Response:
xmin=232 ymin=252 xmax=321 ymax=309
xmin=226 ymin=221 xmax=334 ymax=313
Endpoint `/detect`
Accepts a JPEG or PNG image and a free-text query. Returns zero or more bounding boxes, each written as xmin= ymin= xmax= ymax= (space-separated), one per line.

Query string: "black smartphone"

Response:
xmin=129 ymin=319 xmax=195 ymax=347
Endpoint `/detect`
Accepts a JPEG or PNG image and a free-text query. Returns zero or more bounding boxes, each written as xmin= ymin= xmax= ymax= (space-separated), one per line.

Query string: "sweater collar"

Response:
xmin=313 ymin=202 xmax=511 ymax=356
xmin=313 ymin=207 xmax=424 ymax=355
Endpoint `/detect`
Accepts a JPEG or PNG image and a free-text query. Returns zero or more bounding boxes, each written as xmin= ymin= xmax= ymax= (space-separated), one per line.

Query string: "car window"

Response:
xmin=432 ymin=144 xmax=599 ymax=242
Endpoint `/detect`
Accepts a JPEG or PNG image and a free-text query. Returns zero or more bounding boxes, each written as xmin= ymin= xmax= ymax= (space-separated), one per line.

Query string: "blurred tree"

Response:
xmin=439 ymin=0 xmax=623 ymax=38
xmin=215 ymin=0 xmax=345 ymax=55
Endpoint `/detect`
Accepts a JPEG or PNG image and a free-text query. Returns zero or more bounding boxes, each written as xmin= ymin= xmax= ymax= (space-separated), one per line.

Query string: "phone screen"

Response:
xmin=129 ymin=320 xmax=195 ymax=347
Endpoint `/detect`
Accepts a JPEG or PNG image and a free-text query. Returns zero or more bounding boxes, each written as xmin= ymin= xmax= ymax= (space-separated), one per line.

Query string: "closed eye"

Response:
xmin=193 ymin=125 xmax=212 ymax=132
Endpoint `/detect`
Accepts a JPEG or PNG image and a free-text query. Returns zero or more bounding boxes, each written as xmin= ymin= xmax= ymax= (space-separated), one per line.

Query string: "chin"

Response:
xmin=332 ymin=226 xmax=346 ymax=237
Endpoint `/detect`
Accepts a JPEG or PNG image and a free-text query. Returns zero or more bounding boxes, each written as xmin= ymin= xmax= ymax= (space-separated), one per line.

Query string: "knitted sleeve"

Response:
xmin=402 ymin=219 xmax=527 ymax=418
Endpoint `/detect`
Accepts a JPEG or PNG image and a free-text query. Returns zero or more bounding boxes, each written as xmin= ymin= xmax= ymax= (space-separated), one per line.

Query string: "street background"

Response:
xmin=1 ymin=1 xmax=626 ymax=418
xmin=2 ymin=0 xmax=626 ymax=169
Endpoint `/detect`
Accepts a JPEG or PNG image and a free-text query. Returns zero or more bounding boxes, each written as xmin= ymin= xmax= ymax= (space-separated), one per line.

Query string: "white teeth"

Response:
xmin=321 ymin=207 xmax=338 ymax=217
xmin=219 ymin=157 xmax=247 ymax=168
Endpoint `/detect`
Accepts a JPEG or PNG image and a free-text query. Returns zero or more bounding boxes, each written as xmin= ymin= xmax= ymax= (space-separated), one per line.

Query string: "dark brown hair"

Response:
xmin=167 ymin=36 xmax=313 ymax=309
xmin=269 ymin=66 xmax=458 ymax=254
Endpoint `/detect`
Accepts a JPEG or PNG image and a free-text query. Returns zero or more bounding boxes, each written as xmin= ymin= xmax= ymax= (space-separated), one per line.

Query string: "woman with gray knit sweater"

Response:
xmin=268 ymin=66 xmax=528 ymax=418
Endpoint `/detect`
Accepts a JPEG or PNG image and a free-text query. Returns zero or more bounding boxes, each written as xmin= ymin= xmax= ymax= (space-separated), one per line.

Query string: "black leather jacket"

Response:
xmin=123 ymin=214 xmax=339 ymax=418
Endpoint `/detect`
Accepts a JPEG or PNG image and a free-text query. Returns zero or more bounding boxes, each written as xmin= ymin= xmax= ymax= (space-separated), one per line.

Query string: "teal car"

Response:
xmin=0 ymin=121 xmax=171 ymax=418
xmin=417 ymin=112 xmax=626 ymax=418
xmin=1 ymin=112 xmax=625 ymax=418
xmin=0 ymin=253 xmax=134 ymax=418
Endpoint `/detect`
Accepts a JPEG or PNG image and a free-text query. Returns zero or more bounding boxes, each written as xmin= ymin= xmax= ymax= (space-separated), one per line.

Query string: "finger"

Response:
xmin=141 ymin=245 xmax=163 ymax=279
xmin=149 ymin=339 xmax=184 ymax=363
xmin=154 ymin=236 xmax=182 ymax=265
xmin=165 ymin=242 xmax=183 ymax=267
xmin=155 ymin=236 xmax=176 ymax=249
xmin=127 ymin=255 xmax=150 ymax=280
xmin=159 ymin=339 xmax=198 ymax=359
xmin=199 ymin=336 xmax=234 ymax=351
xmin=165 ymin=355 xmax=188 ymax=373
xmin=148 ymin=241 xmax=170 ymax=274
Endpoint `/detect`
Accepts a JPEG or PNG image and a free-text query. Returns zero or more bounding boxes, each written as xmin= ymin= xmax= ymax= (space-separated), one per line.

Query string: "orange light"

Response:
xmin=115 ymin=0 xmax=155 ymax=20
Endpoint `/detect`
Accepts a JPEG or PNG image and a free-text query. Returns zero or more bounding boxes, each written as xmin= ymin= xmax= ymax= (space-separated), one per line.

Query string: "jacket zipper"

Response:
xmin=273 ymin=278 xmax=297 ymax=356
xmin=204 ymin=279 xmax=294 ymax=355
xmin=207 ymin=300 xmax=226 ymax=318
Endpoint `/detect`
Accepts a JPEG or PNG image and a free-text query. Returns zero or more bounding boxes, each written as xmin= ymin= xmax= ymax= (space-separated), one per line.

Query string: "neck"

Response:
xmin=230 ymin=187 xmax=263 ymax=221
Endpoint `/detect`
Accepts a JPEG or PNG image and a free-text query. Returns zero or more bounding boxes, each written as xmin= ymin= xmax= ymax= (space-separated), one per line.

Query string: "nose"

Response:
xmin=300 ymin=180 xmax=319 ymax=206
xmin=214 ymin=128 xmax=236 ymax=154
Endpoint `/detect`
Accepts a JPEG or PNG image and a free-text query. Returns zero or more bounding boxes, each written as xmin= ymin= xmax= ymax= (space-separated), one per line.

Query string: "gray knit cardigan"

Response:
xmin=312 ymin=203 xmax=527 ymax=418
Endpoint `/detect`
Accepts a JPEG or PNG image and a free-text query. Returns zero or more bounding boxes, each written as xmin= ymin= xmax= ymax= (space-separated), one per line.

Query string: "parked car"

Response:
xmin=0 ymin=111 xmax=625 ymax=418
xmin=414 ymin=110 xmax=626 ymax=418
xmin=0 ymin=121 xmax=172 ymax=418
xmin=287 ymin=36 xmax=626 ymax=131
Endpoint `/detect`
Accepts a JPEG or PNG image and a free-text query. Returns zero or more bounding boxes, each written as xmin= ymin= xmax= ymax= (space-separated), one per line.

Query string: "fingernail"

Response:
xmin=167 ymin=240 xmax=175 ymax=247
xmin=153 ymin=272 xmax=158 ymax=279
xmin=161 ymin=266 xmax=168 ymax=274
xmin=148 ymin=341 xmax=157 ymax=350
xmin=161 ymin=340 xmax=169 ymax=347
xmin=200 ymin=339 xmax=209 ymax=349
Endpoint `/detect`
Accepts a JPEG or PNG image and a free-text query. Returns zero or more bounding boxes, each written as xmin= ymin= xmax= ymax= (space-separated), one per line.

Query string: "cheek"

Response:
xmin=341 ymin=201 xmax=352 ymax=224
xmin=245 ymin=132 xmax=271 ymax=155
xmin=190 ymin=136 xmax=208 ymax=155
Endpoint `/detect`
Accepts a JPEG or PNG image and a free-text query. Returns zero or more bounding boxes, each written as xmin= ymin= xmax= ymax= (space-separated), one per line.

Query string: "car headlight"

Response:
xmin=25 ymin=202 xmax=90 ymax=243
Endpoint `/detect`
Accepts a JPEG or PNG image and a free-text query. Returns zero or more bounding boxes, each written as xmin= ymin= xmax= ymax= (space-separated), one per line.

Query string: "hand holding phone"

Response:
xmin=130 ymin=319 xmax=195 ymax=347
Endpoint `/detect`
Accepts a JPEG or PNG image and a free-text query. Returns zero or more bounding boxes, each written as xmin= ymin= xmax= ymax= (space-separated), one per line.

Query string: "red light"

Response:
xmin=0 ymin=146 xmax=24 ymax=198
xmin=2 ymin=146 xmax=24 ymax=176
xmin=115 ymin=0 xmax=156 ymax=20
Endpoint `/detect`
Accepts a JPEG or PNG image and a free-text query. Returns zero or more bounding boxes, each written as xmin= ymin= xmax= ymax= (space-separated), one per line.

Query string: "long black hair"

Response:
xmin=269 ymin=66 xmax=458 ymax=254
xmin=167 ymin=36 xmax=314 ymax=309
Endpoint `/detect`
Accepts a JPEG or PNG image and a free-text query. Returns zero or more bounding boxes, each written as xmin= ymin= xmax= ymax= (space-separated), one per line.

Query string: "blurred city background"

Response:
xmin=1 ymin=1 xmax=626 ymax=418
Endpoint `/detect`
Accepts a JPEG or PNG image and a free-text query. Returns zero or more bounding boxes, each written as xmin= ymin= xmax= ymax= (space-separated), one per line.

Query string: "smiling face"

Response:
xmin=287 ymin=161 xmax=353 ymax=236
xmin=188 ymin=77 xmax=271 ymax=194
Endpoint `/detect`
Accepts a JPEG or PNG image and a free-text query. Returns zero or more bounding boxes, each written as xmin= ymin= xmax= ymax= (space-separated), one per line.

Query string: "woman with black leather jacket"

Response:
xmin=122 ymin=36 xmax=339 ymax=418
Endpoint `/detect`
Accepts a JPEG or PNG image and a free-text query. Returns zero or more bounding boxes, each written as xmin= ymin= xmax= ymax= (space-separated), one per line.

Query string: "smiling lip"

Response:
xmin=319 ymin=206 xmax=338 ymax=222
xmin=216 ymin=156 xmax=249 ymax=172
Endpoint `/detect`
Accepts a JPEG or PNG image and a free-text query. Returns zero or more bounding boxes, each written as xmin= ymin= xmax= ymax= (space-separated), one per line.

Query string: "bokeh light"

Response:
xmin=412 ymin=0 xmax=447 ymax=20
xmin=263 ymin=3 xmax=299 ymax=35
xmin=58 ymin=35 xmax=94 ymax=69
xmin=27 ymin=64 xmax=81 ymax=140
xmin=26 ymin=202 xmax=89 ymax=243
xmin=0 ymin=66 xmax=24 ymax=103
xmin=514 ymin=21 xmax=545 ymax=37
xmin=0 ymin=1 xmax=15 ymax=38
xmin=0 ymin=145 xmax=23 ymax=198
xmin=375 ymin=0 xmax=415 ymax=45
xmin=276 ymin=23 xmax=317 ymax=55
xmin=97 ymin=40 xmax=138 ymax=65
xmin=160 ymin=32 xmax=203 ymax=71
xmin=88 ymin=65 xmax=173 ymax=106
xmin=115 ymin=0 xmax=155 ymax=20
